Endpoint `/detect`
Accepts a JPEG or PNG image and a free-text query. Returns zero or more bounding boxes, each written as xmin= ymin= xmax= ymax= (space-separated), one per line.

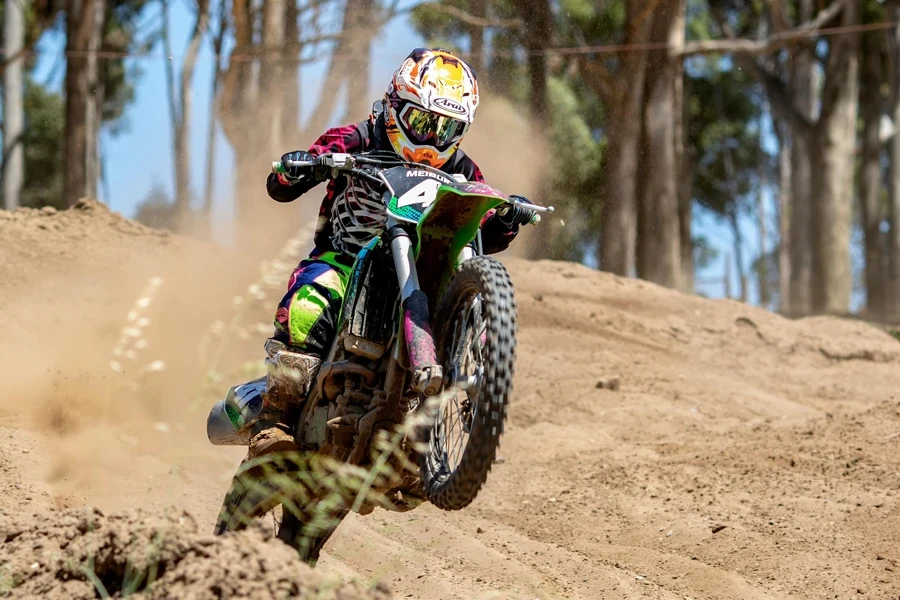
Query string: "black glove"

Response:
xmin=497 ymin=195 xmax=537 ymax=229
xmin=280 ymin=151 xmax=329 ymax=183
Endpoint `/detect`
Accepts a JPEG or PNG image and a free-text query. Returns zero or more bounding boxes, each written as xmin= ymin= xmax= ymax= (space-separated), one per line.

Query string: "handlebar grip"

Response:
xmin=271 ymin=159 xmax=316 ymax=174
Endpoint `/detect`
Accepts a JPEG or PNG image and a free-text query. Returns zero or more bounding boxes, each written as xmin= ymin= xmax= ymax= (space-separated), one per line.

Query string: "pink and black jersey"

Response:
xmin=266 ymin=114 xmax=516 ymax=258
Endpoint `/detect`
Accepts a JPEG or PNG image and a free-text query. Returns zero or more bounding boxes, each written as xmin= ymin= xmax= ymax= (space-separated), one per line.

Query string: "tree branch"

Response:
xmin=225 ymin=32 xmax=342 ymax=62
xmin=817 ymin=0 xmax=860 ymax=125
xmin=680 ymin=0 xmax=848 ymax=57
xmin=0 ymin=47 xmax=30 ymax=77
xmin=629 ymin=0 xmax=666 ymax=43
xmin=572 ymin=23 xmax=614 ymax=104
xmin=766 ymin=0 xmax=791 ymax=32
xmin=577 ymin=54 xmax=614 ymax=105
xmin=704 ymin=3 xmax=815 ymax=133
xmin=753 ymin=62 xmax=813 ymax=133
xmin=180 ymin=0 xmax=210 ymax=114
xmin=409 ymin=2 xmax=521 ymax=28
xmin=382 ymin=0 xmax=403 ymax=21
xmin=161 ymin=0 xmax=179 ymax=133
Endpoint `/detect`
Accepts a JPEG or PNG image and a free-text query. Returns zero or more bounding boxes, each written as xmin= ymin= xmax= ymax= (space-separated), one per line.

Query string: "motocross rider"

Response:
xmin=247 ymin=47 xmax=537 ymax=458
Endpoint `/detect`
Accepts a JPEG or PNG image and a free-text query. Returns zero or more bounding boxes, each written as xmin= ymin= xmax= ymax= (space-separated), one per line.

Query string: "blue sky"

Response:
xmin=32 ymin=0 xmax=423 ymax=230
xmin=26 ymin=0 xmax=798 ymax=305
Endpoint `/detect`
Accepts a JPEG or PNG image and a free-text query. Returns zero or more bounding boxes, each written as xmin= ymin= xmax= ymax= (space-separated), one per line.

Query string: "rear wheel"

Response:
xmin=213 ymin=453 xmax=347 ymax=565
xmin=418 ymin=256 xmax=517 ymax=511
xmin=213 ymin=455 xmax=285 ymax=536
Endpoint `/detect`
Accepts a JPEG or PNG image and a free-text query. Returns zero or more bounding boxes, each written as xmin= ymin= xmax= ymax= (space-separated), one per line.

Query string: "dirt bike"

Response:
xmin=206 ymin=151 xmax=553 ymax=563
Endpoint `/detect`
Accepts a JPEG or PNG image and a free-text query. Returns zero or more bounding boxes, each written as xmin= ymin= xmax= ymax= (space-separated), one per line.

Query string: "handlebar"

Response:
xmin=271 ymin=153 xmax=555 ymax=215
xmin=283 ymin=160 xmax=314 ymax=168
xmin=271 ymin=152 xmax=358 ymax=174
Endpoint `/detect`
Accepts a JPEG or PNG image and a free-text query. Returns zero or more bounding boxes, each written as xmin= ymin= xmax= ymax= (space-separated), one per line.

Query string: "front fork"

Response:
xmin=388 ymin=220 xmax=479 ymax=396
xmin=388 ymin=220 xmax=443 ymax=396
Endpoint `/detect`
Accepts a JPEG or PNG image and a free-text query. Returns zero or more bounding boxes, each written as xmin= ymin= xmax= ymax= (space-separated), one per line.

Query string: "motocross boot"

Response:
xmin=248 ymin=338 xmax=321 ymax=458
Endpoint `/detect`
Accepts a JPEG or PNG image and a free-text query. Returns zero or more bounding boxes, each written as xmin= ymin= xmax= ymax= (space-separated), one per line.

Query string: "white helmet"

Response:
xmin=383 ymin=48 xmax=479 ymax=168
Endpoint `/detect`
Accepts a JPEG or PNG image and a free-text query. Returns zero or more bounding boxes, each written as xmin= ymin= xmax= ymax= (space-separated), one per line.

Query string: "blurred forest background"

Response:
xmin=1 ymin=0 xmax=899 ymax=320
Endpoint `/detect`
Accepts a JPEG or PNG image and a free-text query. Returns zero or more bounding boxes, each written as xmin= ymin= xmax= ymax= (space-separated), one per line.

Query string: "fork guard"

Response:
xmin=403 ymin=289 xmax=442 ymax=396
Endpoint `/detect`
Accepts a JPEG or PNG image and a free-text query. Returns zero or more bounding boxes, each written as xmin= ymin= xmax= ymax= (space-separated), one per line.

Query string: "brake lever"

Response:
xmin=499 ymin=196 xmax=553 ymax=226
xmin=349 ymin=167 xmax=385 ymax=189
xmin=506 ymin=194 xmax=554 ymax=214
xmin=513 ymin=200 xmax=554 ymax=214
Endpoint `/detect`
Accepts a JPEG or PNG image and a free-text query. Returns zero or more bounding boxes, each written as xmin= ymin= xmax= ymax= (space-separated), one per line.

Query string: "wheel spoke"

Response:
xmin=419 ymin=258 xmax=515 ymax=511
xmin=431 ymin=289 xmax=486 ymax=476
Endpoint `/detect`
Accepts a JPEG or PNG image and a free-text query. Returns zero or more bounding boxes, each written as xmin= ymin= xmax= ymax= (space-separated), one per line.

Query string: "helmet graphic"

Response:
xmin=384 ymin=48 xmax=479 ymax=168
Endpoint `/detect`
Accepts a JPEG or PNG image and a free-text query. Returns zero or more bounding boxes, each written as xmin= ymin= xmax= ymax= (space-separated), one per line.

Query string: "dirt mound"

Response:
xmin=0 ymin=506 xmax=392 ymax=599
xmin=0 ymin=199 xmax=169 ymax=292
xmin=0 ymin=197 xmax=164 ymax=244
xmin=5 ymin=200 xmax=900 ymax=598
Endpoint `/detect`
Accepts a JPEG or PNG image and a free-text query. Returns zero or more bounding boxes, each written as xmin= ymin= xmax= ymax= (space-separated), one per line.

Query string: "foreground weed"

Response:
xmin=0 ymin=566 xmax=18 ymax=595
xmin=222 ymin=391 xmax=449 ymax=561
xmin=110 ymin=275 xmax=166 ymax=384
xmin=80 ymin=560 xmax=111 ymax=599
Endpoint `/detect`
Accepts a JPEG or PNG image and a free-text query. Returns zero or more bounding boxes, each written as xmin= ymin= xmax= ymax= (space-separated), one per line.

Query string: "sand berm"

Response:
xmin=2 ymin=200 xmax=900 ymax=599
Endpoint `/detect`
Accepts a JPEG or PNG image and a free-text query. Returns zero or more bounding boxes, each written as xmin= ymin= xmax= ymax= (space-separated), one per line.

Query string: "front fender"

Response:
xmin=414 ymin=182 xmax=508 ymax=305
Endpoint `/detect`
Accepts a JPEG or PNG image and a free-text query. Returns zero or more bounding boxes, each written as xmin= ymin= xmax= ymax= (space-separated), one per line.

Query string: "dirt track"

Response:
xmin=3 ymin=201 xmax=900 ymax=599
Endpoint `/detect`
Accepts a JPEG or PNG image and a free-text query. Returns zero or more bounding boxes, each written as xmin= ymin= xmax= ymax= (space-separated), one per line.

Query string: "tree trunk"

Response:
xmin=522 ymin=0 xmax=551 ymax=120
xmin=729 ymin=205 xmax=747 ymax=302
xmin=890 ymin=5 xmax=900 ymax=317
xmin=520 ymin=0 xmax=552 ymax=259
xmin=673 ymin=18 xmax=690 ymax=293
xmin=776 ymin=121 xmax=792 ymax=312
xmin=724 ymin=252 xmax=732 ymax=298
xmin=283 ymin=0 xmax=300 ymax=141
xmin=599 ymin=0 xmax=652 ymax=277
xmin=344 ymin=0 xmax=375 ymax=120
xmin=302 ymin=0 xmax=355 ymax=137
xmin=637 ymin=0 xmax=683 ymax=288
xmin=757 ymin=130 xmax=770 ymax=308
xmin=468 ymin=0 xmax=486 ymax=75
xmin=786 ymin=0 xmax=816 ymax=315
xmin=64 ymin=0 xmax=104 ymax=206
xmin=788 ymin=143 xmax=813 ymax=312
xmin=174 ymin=0 xmax=210 ymax=219
xmin=220 ymin=0 xmax=261 ymax=230
xmin=810 ymin=0 xmax=860 ymax=314
xmin=678 ymin=143 xmax=694 ymax=292
xmin=861 ymin=31 xmax=886 ymax=317
xmin=161 ymin=0 xmax=179 ymax=205
xmin=83 ymin=0 xmax=103 ymax=200
xmin=3 ymin=0 xmax=25 ymax=210
xmin=261 ymin=0 xmax=286 ymax=155
xmin=203 ymin=0 xmax=229 ymax=225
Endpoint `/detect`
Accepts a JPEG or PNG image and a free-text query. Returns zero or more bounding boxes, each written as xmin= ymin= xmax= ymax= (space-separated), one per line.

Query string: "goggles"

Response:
xmin=399 ymin=103 xmax=468 ymax=149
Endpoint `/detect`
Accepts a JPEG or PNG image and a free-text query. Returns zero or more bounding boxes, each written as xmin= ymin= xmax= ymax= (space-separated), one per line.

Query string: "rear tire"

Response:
xmin=213 ymin=453 xmax=347 ymax=566
xmin=418 ymin=256 xmax=517 ymax=511
xmin=213 ymin=454 xmax=285 ymax=536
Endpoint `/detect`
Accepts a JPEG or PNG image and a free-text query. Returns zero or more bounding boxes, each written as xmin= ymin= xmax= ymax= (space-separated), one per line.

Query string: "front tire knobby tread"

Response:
xmin=420 ymin=256 xmax=517 ymax=511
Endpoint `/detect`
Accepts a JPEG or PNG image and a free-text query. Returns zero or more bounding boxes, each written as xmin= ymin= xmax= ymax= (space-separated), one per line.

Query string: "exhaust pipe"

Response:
xmin=206 ymin=377 xmax=266 ymax=446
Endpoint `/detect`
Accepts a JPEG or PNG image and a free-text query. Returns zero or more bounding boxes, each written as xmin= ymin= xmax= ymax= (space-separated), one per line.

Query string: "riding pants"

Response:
xmin=273 ymin=251 xmax=353 ymax=358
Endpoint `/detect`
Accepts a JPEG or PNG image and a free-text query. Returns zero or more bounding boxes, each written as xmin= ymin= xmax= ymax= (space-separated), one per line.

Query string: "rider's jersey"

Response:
xmin=266 ymin=113 xmax=517 ymax=258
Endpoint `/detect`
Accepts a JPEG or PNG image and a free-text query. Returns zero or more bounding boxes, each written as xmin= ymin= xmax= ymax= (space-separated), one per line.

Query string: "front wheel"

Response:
xmin=418 ymin=256 xmax=517 ymax=511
